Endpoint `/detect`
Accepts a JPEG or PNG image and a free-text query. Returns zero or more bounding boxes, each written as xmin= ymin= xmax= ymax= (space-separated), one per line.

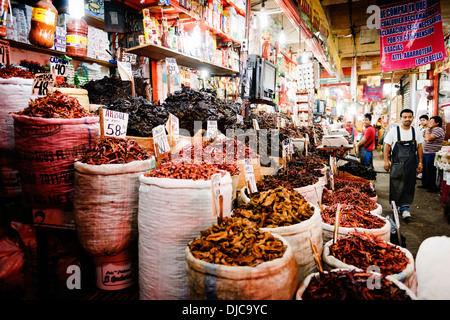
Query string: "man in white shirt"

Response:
xmin=383 ymin=109 xmax=424 ymax=220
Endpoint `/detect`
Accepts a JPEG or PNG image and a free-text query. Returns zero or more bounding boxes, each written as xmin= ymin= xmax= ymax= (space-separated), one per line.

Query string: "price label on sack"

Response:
xmin=244 ymin=158 xmax=258 ymax=193
xmin=211 ymin=173 xmax=222 ymax=218
xmin=283 ymin=138 xmax=294 ymax=155
xmin=0 ymin=39 xmax=10 ymax=65
xmin=32 ymin=73 xmax=55 ymax=96
xmin=166 ymin=57 xmax=180 ymax=74
xmin=152 ymin=124 xmax=171 ymax=155
xmin=100 ymin=108 xmax=128 ymax=139
xmin=206 ymin=120 xmax=218 ymax=139
xmin=50 ymin=56 xmax=69 ymax=77
xmin=166 ymin=113 xmax=179 ymax=137
xmin=117 ymin=61 xmax=133 ymax=81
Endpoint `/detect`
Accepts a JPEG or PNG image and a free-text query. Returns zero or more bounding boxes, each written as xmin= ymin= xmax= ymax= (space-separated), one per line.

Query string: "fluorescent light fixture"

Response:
xmin=69 ymin=0 xmax=84 ymax=19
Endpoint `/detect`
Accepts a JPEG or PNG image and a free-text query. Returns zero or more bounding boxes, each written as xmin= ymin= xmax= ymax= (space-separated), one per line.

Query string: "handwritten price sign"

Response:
xmin=152 ymin=124 xmax=170 ymax=155
xmin=50 ymin=56 xmax=69 ymax=77
xmin=32 ymin=73 xmax=55 ymax=96
xmin=101 ymin=109 xmax=128 ymax=139
xmin=0 ymin=39 xmax=10 ymax=65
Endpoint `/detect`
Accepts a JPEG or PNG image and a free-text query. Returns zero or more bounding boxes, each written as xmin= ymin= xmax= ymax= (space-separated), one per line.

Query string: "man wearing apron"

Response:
xmin=383 ymin=109 xmax=424 ymax=220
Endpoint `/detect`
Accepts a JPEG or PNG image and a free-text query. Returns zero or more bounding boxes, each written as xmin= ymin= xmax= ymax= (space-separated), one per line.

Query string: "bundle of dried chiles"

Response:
xmin=302 ymin=269 xmax=412 ymax=300
xmin=257 ymin=167 xmax=319 ymax=192
xmin=322 ymin=204 xmax=386 ymax=229
xmin=329 ymin=231 xmax=409 ymax=276
xmin=0 ymin=65 xmax=34 ymax=79
xmin=171 ymin=143 xmax=240 ymax=176
xmin=322 ymin=186 xmax=378 ymax=211
xmin=328 ymin=176 xmax=376 ymax=198
xmin=204 ymin=138 xmax=259 ymax=162
xmin=286 ymin=156 xmax=327 ymax=172
xmin=233 ymin=186 xmax=314 ymax=228
xmin=78 ymin=137 xmax=151 ymax=165
xmin=189 ymin=216 xmax=286 ymax=267
xmin=145 ymin=161 xmax=225 ymax=180
xmin=16 ymin=90 xmax=91 ymax=118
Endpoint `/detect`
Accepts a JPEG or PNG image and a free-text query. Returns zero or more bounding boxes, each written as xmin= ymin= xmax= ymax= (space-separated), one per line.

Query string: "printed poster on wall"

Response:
xmin=380 ymin=0 xmax=446 ymax=72
xmin=362 ymin=80 xmax=384 ymax=102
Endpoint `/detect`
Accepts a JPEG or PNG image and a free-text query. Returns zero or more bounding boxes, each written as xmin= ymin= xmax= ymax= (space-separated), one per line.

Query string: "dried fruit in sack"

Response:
xmin=322 ymin=186 xmax=377 ymax=211
xmin=233 ymin=186 xmax=314 ymax=228
xmin=144 ymin=161 xmax=225 ymax=180
xmin=302 ymin=269 xmax=411 ymax=300
xmin=189 ymin=216 xmax=286 ymax=267
xmin=78 ymin=137 xmax=151 ymax=165
xmin=322 ymin=204 xmax=385 ymax=229
xmin=329 ymin=231 xmax=409 ymax=276
xmin=15 ymin=90 xmax=91 ymax=118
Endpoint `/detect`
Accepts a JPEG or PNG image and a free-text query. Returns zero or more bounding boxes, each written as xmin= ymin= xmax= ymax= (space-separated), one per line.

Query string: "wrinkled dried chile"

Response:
xmin=79 ymin=137 xmax=151 ymax=165
xmin=145 ymin=161 xmax=225 ymax=180
xmin=16 ymin=90 xmax=91 ymax=118
xmin=302 ymin=269 xmax=411 ymax=300
xmin=189 ymin=216 xmax=286 ymax=267
xmin=329 ymin=177 xmax=376 ymax=197
xmin=329 ymin=231 xmax=409 ymax=276
xmin=322 ymin=204 xmax=385 ymax=229
xmin=322 ymin=186 xmax=378 ymax=211
xmin=0 ymin=65 xmax=34 ymax=78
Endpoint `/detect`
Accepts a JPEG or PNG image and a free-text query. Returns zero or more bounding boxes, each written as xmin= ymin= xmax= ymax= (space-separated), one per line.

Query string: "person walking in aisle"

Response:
xmin=383 ymin=108 xmax=424 ymax=220
xmin=357 ymin=113 xmax=376 ymax=166
xmin=421 ymin=115 xmax=445 ymax=192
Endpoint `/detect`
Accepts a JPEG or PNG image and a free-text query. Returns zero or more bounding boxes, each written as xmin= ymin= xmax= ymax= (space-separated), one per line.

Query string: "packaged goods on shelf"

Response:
xmin=87 ymin=26 xmax=111 ymax=61
xmin=51 ymin=26 xmax=66 ymax=52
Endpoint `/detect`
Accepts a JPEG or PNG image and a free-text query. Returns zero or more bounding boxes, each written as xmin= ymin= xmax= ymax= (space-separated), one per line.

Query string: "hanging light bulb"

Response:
xmin=260 ymin=0 xmax=268 ymax=28
xmin=279 ymin=29 xmax=286 ymax=45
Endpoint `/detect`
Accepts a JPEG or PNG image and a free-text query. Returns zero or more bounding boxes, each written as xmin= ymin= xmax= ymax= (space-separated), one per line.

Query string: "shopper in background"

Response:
xmin=419 ymin=114 xmax=429 ymax=133
xmin=357 ymin=113 xmax=376 ymax=166
xmin=374 ymin=117 xmax=384 ymax=149
xmin=340 ymin=116 xmax=357 ymax=145
xmin=421 ymin=115 xmax=445 ymax=192
xmin=383 ymin=108 xmax=424 ymax=220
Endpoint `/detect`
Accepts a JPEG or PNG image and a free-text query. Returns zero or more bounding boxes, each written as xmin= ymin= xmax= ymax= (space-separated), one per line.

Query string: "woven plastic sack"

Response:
xmin=296 ymin=269 xmax=417 ymax=300
xmin=185 ymin=234 xmax=298 ymax=300
xmin=260 ymin=205 xmax=323 ymax=284
xmin=73 ymin=158 xmax=155 ymax=256
xmin=322 ymin=238 xmax=417 ymax=291
xmin=0 ymin=78 xmax=35 ymax=151
xmin=294 ymin=180 xmax=325 ymax=207
xmin=13 ymin=114 xmax=100 ymax=209
xmin=321 ymin=207 xmax=391 ymax=243
xmin=138 ymin=172 xmax=233 ymax=300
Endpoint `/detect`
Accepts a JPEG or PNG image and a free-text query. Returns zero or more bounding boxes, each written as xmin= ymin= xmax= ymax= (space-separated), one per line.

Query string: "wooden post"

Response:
xmin=99 ymin=108 xmax=105 ymax=139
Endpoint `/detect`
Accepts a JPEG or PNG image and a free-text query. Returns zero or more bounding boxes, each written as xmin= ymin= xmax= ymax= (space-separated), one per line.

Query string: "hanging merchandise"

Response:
xmin=28 ymin=0 xmax=58 ymax=48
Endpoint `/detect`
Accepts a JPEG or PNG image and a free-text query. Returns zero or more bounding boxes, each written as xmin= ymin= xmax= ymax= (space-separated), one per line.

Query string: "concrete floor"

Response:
xmin=372 ymin=148 xmax=450 ymax=258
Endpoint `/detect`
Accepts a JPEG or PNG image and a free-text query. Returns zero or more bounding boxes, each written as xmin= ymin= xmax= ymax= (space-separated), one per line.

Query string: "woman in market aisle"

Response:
xmin=383 ymin=109 xmax=424 ymax=220
xmin=339 ymin=116 xmax=357 ymax=146
xmin=421 ymin=116 xmax=445 ymax=192
xmin=357 ymin=113 xmax=376 ymax=166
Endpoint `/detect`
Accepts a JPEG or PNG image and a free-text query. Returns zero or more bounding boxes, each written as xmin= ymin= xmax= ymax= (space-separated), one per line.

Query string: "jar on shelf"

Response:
xmin=28 ymin=0 xmax=58 ymax=48
xmin=66 ymin=17 xmax=88 ymax=57
xmin=0 ymin=0 xmax=9 ymax=38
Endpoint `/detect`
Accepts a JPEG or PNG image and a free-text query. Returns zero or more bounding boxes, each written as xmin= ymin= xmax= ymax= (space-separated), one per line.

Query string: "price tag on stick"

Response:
xmin=32 ymin=73 xmax=55 ymax=96
xmin=244 ymin=158 xmax=258 ymax=194
xmin=152 ymin=124 xmax=171 ymax=155
xmin=211 ymin=173 xmax=224 ymax=223
xmin=50 ymin=56 xmax=69 ymax=77
xmin=333 ymin=204 xmax=341 ymax=244
xmin=0 ymin=39 xmax=10 ymax=65
xmin=99 ymin=108 xmax=129 ymax=139
xmin=206 ymin=120 xmax=218 ymax=140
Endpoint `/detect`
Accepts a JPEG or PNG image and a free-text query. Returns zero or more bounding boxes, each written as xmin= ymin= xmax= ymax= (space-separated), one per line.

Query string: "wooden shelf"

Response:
xmin=9 ymin=40 xmax=116 ymax=67
xmin=125 ymin=42 xmax=239 ymax=76
xmin=222 ymin=0 xmax=246 ymax=17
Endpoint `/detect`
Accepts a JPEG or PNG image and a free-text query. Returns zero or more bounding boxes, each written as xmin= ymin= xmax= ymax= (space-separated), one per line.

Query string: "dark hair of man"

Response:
xmin=363 ymin=113 xmax=372 ymax=121
xmin=400 ymin=108 xmax=414 ymax=117
xmin=419 ymin=114 xmax=429 ymax=120
xmin=430 ymin=115 xmax=443 ymax=127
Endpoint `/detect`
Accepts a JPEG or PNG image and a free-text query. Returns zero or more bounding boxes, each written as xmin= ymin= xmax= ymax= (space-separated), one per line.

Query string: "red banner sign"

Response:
xmin=380 ymin=0 xmax=446 ymax=72
xmin=362 ymin=80 xmax=384 ymax=101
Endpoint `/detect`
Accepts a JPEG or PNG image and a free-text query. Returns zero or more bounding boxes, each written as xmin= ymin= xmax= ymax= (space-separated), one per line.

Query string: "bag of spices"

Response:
xmin=185 ymin=219 xmax=298 ymax=300
xmin=322 ymin=232 xmax=417 ymax=292
xmin=13 ymin=90 xmax=100 ymax=209
xmin=138 ymin=162 xmax=233 ymax=300
xmin=73 ymin=137 xmax=155 ymax=257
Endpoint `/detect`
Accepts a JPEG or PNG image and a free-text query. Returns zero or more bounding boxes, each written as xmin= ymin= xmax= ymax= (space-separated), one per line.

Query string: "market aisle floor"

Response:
xmin=372 ymin=148 xmax=450 ymax=257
